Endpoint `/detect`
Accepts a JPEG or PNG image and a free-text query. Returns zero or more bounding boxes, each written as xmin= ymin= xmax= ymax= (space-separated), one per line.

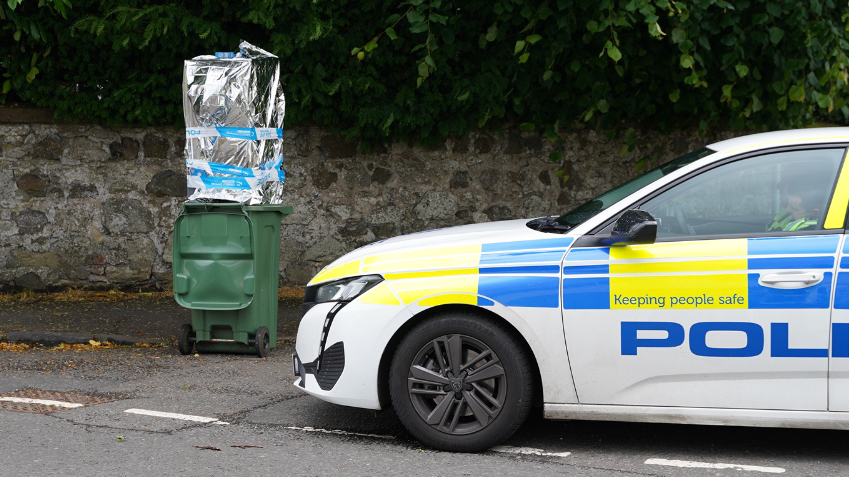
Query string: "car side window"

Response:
xmin=640 ymin=149 xmax=845 ymax=238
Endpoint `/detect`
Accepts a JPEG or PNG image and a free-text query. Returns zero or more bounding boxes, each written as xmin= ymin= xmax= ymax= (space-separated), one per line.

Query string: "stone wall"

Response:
xmin=0 ymin=119 xmax=738 ymax=291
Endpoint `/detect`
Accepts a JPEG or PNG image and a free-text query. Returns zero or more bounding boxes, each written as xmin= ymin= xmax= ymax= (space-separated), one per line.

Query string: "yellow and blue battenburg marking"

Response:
xmin=833 ymin=239 xmax=849 ymax=309
xmin=312 ymin=237 xmax=574 ymax=308
xmin=563 ymin=235 xmax=840 ymax=310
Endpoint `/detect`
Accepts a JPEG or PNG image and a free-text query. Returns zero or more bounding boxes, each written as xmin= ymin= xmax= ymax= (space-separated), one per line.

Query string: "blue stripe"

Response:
xmin=747 ymin=236 xmax=840 ymax=255
xmin=563 ymin=265 xmax=610 ymax=275
xmin=197 ymin=176 xmax=253 ymax=189
xmin=565 ymin=248 xmax=611 ymax=261
xmin=217 ymin=127 xmax=259 ymax=140
xmin=477 ymin=297 xmax=495 ymax=306
xmin=479 ymin=265 xmax=561 ymax=274
xmin=563 ymin=277 xmax=610 ymax=309
xmin=747 ymin=257 xmax=835 ymax=270
xmin=833 ymin=323 xmax=849 ymax=357
xmin=478 ymin=276 xmax=560 ymax=308
xmin=844 ymin=239 xmax=849 ymax=254
xmin=482 ymin=237 xmax=574 ymax=253
xmin=479 ymin=250 xmax=566 ymax=265
xmin=206 ymin=161 xmax=255 ymax=177
xmin=747 ymin=272 xmax=832 ymax=309
xmin=215 ymin=127 xmax=284 ymax=140
xmin=841 ymin=257 xmax=849 ymax=269
xmin=834 ymin=272 xmax=849 ymax=309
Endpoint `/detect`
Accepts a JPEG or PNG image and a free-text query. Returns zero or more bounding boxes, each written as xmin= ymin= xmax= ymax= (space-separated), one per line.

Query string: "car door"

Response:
xmin=562 ymin=147 xmax=848 ymax=411
xmin=829 ymin=214 xmax=849 ymax=411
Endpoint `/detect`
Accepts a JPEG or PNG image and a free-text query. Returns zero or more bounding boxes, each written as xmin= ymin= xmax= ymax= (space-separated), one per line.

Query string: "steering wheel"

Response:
xmin=672 ymin=205 xmax=696 ymax=236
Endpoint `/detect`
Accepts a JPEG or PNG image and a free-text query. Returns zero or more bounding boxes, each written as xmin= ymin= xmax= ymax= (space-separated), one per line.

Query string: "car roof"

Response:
xmin=707 ymin=127 xmax=849 ymax=155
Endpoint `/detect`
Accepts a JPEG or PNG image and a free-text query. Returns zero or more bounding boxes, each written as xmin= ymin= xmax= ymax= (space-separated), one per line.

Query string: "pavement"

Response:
xmin=0 ymin=294 xmax=305 ymax=347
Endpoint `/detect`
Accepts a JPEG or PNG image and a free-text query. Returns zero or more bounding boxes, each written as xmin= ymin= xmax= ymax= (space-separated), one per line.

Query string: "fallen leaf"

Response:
xmin=0 ymin=342 xmax=35 ymax=352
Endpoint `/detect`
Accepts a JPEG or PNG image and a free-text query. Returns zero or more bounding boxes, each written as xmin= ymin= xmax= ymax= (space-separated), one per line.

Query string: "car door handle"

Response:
xmin=758 ymin=271 xmax=824 ymax=289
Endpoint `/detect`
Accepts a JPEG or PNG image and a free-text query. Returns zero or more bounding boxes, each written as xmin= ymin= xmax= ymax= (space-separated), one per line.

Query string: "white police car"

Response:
xmin=294 ymin=128 xmax=849 ymax=452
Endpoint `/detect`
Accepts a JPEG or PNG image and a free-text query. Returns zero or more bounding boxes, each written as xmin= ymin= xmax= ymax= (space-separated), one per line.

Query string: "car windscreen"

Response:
xmin=555 ymin=147 xmax=716 ymax=228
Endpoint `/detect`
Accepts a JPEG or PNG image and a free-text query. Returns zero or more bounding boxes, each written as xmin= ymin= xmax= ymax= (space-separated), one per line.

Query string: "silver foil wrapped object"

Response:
xmin=183 ymin=41 xmax=286 ymax=204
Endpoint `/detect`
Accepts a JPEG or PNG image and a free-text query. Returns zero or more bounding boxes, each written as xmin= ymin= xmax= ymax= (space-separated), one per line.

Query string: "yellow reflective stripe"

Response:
xmin=610 ymin=259 xmax=747 ymax=274
xmin=359 ymin=282 xmax=401 ymax=305
xmin=384 ymin=268 xmax=479 ymax=280
xmin=609 ymin=239 xmax=747 ymax=260
xmin=309 ymin=245 xmax=483 ymax=284
xmin=392 ymin=275 xmax=479 ymax=305
xmin=418 ymin=293 xmax=477 ymax=306
xmin=308 ymin=259 xmax=362 ymax=285
xmin=362 ymin=245 xmax=482 ymax=274
xmin=610 ymin=273 xmax=748 ymax=309
xmin=363 ymin=245 xmax=481 ymax=265
xmin=363 ymin=255 xmax=481 ymax=274
xmin=824 ymin=149 xmax=849 ymax=229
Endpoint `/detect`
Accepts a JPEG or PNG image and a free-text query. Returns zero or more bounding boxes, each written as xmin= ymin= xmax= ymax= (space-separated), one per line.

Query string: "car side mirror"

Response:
xmin=609 ymin=209 xmax=657 ymax=245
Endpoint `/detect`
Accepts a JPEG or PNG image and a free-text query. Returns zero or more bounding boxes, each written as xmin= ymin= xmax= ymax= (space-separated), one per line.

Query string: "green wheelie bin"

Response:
xmin=172 ymin=202 xmax=292 ymax=357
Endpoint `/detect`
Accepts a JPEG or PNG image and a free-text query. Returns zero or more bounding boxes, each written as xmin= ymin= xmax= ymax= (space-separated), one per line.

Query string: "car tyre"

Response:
xmin=389 ymin=313 xmax=533 ymax=452
xmin=177 ymin=324 xmax=194 ymax=355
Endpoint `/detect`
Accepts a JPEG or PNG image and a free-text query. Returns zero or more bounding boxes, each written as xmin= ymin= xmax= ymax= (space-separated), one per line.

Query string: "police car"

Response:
xmin=294 ymin=128 xmax=849 ymax=452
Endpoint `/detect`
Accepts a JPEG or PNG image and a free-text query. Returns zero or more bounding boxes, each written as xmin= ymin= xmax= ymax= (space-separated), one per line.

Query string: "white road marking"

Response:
xmin=124 ymin=408 xmax=227 ymax=424
xmin=0 ymin=397 xmax=84 ymax=408
xmin=491 ymin=445 xmax=571 ymax=457
xmin=645 ymin=458 xmax=785 ymax=473
xmin=285 ymin=426 xmax=394 ymax=440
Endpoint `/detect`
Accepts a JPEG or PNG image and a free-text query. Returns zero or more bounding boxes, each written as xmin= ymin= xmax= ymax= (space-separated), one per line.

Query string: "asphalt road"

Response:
xmin=2 ymin=343 xmax=849 ymax=476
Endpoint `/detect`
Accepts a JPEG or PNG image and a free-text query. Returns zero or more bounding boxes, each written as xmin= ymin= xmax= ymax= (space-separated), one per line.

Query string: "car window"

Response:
xmin=554 ymin=147 xmax=715 ymax=229
xmin=639 ymin=148 xmax=845 ymax=238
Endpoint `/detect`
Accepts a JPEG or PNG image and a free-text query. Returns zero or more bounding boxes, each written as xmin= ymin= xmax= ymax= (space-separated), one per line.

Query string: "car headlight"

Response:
xmin=315 ymin=275 xmax=383 ymax=303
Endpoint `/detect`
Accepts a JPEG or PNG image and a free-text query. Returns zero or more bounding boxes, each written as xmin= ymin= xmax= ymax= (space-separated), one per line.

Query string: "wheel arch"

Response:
xmin=376 ymin=303 xmax=543 ymax=409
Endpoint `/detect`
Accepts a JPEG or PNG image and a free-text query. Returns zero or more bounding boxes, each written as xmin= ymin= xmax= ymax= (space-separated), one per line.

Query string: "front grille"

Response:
xmin=314 ymin=341 xmax=345 ymax=391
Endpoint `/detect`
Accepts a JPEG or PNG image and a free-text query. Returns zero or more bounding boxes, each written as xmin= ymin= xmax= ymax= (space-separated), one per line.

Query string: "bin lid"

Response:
xmin=173 ymin=209 xmax=255 ymax=310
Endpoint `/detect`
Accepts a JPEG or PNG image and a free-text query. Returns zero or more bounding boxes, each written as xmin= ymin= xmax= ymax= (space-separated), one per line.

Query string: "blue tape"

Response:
xmin=206 ymin=162 xmax=256 ymax=178
xmin=196 ymin=176 xmax=253 ymax=190
xmin=185 ymin=127 xmax=283 ymax=140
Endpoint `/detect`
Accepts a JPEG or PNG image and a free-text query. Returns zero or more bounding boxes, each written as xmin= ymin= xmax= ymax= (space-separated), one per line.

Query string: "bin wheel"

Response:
xmin=255 ymin=326 xmax=270 ymax=358
xmin=178 ymin=324 xmax=194 ymax=355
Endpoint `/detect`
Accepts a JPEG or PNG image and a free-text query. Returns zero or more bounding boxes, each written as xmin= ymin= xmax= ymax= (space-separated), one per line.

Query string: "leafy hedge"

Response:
xmin=3 ymin=0 xmax=848 ymax=152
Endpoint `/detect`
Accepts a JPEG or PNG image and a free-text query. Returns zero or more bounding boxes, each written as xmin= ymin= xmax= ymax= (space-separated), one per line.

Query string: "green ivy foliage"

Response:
xmin=1 ymin=0 xmax=71 ymax=97
xmin=3 ymin=0 xmax=848 ymax=150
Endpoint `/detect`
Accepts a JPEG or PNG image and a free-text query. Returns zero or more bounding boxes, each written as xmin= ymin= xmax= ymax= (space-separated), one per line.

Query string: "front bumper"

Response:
xmin=292 ymin=341 xmax=345 ymax=391
xmin=293 ymin=300 xmax=413 ymax=410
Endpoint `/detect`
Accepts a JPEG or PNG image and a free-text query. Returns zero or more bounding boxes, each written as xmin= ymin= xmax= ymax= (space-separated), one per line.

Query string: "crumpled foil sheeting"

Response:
xmin=183 ymin=41 xmax=286 ymax=204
